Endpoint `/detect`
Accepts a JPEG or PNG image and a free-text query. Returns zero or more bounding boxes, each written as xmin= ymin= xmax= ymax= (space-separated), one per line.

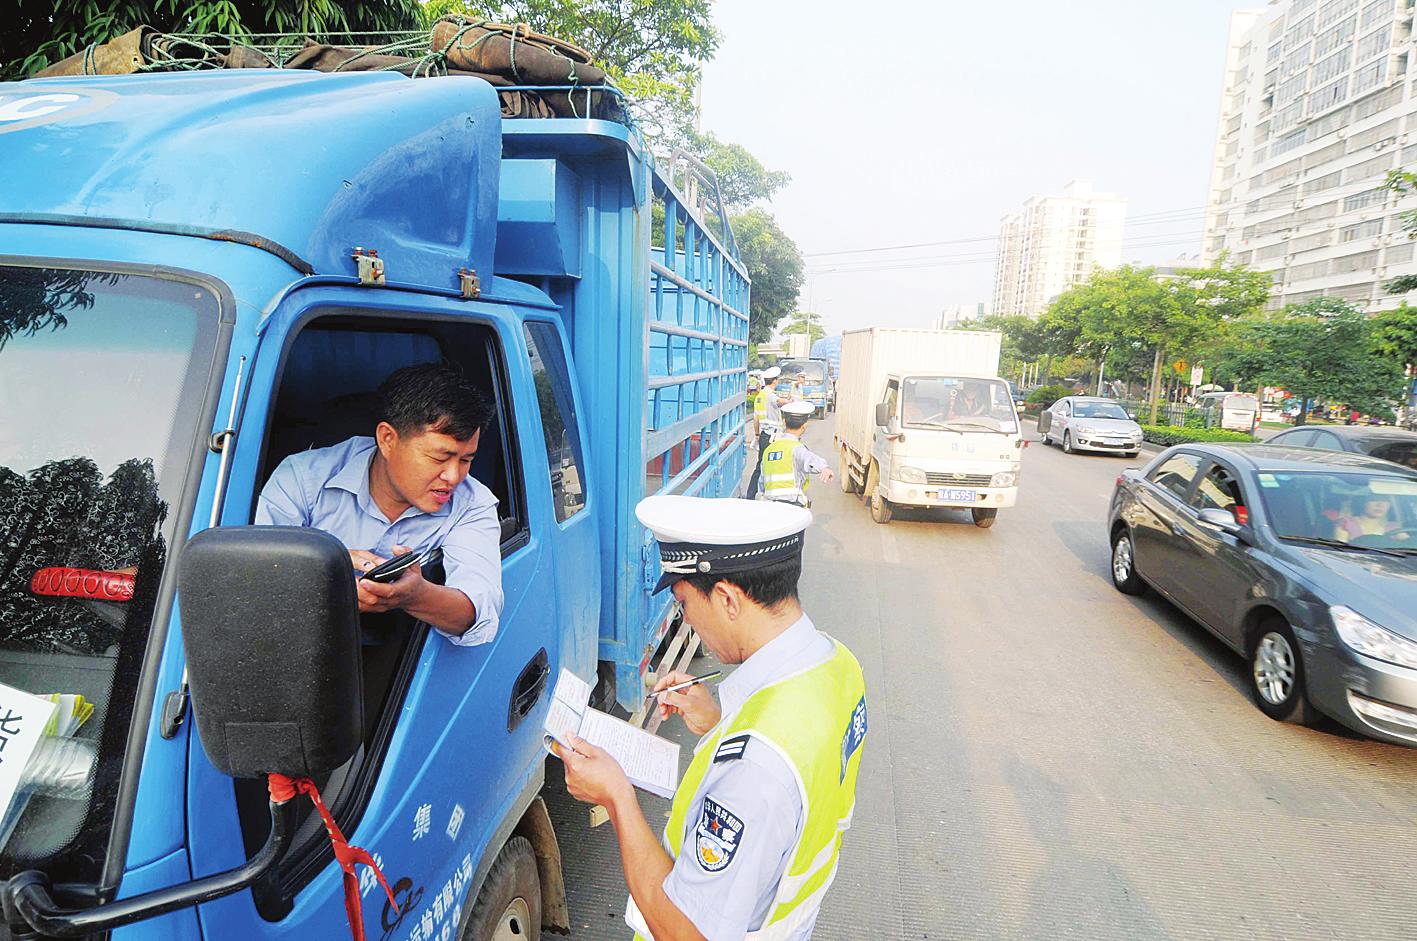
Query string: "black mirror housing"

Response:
xmin=874 ymin=403 xmax=890 ymax=427
xmin=178 ymin=526 xmax=363 ymax=779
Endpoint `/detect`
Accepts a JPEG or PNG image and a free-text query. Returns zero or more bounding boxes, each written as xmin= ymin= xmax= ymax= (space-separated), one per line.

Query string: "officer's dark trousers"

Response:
xmin=744 ymin=430 xmax=772 ymax=497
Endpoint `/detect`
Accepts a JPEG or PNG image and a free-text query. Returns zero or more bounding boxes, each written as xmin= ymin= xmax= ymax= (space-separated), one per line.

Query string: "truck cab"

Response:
xmin=869 ymin=374 xmax=1022 ymax=525
xmin=775 ymin=357 xmax=832 ymax=417
xmin=0 ymin=63 xmax=746 ymax=941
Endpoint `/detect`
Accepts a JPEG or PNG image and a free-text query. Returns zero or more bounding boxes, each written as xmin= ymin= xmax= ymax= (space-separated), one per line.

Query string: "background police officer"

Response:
xmin=557 ymin=495 xmax=868 ymax=941
xmin=759 ymin=401 xmax=833 ymax=507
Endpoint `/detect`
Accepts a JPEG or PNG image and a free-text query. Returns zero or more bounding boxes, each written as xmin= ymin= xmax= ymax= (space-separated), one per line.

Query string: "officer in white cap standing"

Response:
xmin=745 ymin=367 xmax=791 ymax=497
xmin=759 ymin=401 xmax=834 ymax=507
xmin=557 ymin=496 xmax=868 ymax=941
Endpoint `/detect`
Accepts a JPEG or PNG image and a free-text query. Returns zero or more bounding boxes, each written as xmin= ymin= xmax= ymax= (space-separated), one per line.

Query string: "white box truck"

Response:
xmin=834 ymin=328 xmax=1023 ymax=526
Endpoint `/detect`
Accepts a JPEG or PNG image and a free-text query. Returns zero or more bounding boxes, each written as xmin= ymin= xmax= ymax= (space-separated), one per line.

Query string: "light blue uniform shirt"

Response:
xmin=255 ymin=436 xmax=503 ymax=646
xmin=659 ymin=614 xmax=834 ymax=941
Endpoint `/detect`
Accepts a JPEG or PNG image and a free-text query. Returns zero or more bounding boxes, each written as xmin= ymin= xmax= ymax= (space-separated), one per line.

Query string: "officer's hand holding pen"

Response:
xmin=654 ymin=670 xmax=722 ymax=735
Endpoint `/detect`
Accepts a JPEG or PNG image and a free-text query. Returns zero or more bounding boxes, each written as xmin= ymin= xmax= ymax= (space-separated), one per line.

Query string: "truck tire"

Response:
xmin=839 ymin=448 xmax=857 ymax=493
xmin=461 ymin=836 xmax=541 ymax=941
xmin=870 ymin=491 xmax=893 ymax=524
xmin=971 ymin=507 xmax=997 ymax=528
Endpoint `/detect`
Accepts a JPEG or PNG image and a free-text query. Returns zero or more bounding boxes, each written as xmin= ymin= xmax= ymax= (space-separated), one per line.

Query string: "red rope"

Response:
xmin=268 ymin=773 xmax=399 ymax=941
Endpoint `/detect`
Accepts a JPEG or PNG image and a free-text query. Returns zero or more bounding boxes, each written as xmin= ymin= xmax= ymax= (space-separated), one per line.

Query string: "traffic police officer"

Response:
xmin=558 ymin=495 xmax=868 ymax=941
xmin=759 ymin=401 xmax=833 ymax=507
xmin=745 ymin=367 xmax=789 ymax=497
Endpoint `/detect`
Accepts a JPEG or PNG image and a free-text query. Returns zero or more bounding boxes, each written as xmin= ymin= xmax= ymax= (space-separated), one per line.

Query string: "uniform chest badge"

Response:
xmin=694 ymin=796 xmax=744 ymax=873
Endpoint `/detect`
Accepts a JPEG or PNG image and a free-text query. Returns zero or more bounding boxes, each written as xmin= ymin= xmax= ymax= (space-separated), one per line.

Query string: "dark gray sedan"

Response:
xmin=1264 ymin=424 xmax=1417 ymax=471
xmin=1107 ymin=444 xmax=1417 ymax=746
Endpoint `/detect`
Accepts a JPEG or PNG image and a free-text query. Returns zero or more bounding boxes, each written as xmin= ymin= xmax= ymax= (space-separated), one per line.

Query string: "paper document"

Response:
xmin=544 ymin=668 xmax=680 ymax=799
xmin=0 ymin=683 xmax=57 ymax=819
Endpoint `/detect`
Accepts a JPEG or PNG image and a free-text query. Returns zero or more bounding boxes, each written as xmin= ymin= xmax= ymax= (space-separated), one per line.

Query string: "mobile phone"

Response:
xmin=361 ymin=548 xmax=441 ymax=583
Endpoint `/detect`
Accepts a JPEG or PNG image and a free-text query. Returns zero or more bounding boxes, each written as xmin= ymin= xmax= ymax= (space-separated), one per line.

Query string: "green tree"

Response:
xmin=732 ymin=208 xmax=804 ymax=346
xmin=681 ymin=131 xmax=790 ymax=211
xmin=781 ymin=310 xmax=825 ymax=345
xmin=1040 ymin=261 xmax=1269 ymax=423
xmin=1228 ymin=299 xmax=1408 ymax=424
xmin=425 ymin=0 xmax=718 ymax=137
xmin=7 ymin=1 xmax=423 ymax=80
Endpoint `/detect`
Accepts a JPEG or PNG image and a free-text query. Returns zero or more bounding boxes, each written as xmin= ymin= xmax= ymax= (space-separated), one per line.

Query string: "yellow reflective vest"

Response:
xmin=631 ymin=640 xmax=867 ymax=940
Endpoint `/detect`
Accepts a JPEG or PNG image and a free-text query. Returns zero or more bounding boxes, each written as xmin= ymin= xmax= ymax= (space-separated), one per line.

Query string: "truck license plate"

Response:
xmin=942 ymin=488 xmax=976 ymax=502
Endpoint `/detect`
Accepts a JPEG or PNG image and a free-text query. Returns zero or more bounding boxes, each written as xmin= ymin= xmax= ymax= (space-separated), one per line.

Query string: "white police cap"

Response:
xmin=781 ymin=401 xmax=815 ymax=418
xmin=762 ymin=366 xmax=781 ymax=380
xmin=635 ymin=495 xmax=812 ymax=593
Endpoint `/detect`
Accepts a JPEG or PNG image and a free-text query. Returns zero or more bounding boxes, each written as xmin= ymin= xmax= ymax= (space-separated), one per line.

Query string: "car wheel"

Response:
xmin=971 ymin=507 xmax=997 ymax=528
xmin=1249 ymin=619 xmax=1319 ymax=725
xmin=870 ymin=491 xmax=893 ymax=524
xmin=460 ymin=836 xmax=541 ymax=941
xmin=1110 ymin=530 xmax=1145 ymax=595
xmin=1062 ymin=431 xmax=1075 ymax=454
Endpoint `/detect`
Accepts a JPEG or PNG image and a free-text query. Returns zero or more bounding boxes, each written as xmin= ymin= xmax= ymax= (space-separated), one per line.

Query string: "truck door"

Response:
xmin=870 ymin=379 xmax=901 ymax=477
xmin=185 ymin=294 xmax=562 ymax=941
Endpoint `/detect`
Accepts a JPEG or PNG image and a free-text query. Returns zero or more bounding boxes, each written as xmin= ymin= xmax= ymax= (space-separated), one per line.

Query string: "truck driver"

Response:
xmin=255 ymin=363 xmax=504 ymax=646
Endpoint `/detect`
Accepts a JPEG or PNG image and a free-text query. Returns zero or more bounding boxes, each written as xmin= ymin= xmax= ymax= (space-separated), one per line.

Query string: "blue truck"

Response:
xmin=0 ymin=66 xmax=747 ymax=940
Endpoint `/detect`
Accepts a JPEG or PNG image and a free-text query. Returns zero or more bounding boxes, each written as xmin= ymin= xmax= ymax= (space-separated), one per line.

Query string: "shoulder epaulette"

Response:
xmin=713 ymin=733 xmax=751 ymax=763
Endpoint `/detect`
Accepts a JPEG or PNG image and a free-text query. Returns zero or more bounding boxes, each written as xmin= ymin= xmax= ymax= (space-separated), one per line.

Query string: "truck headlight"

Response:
xmin=990 ymin=471 xmax=1018 ymax=488
xmin=1332 ymin=606 xmax=1417 ymax=670
xmin=897 ymin=465 xmax=927 ymax=484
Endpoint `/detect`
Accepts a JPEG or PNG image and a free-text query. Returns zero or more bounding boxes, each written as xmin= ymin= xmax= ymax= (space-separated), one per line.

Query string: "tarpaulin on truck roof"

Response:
xmin=32 ymin=16 xmax=624 ymax=123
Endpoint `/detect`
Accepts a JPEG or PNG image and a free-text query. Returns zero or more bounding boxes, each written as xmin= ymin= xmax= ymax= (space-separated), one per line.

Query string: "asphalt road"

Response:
xmin=545 ymin=416 xmax=1417 ymax=940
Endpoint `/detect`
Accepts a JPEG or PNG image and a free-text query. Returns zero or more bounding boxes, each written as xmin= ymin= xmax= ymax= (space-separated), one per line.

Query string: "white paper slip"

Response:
xmin=0 ymin=683 xmax=58 ymax=818
xmin=543 ymin=668 xmax=680 ymax=800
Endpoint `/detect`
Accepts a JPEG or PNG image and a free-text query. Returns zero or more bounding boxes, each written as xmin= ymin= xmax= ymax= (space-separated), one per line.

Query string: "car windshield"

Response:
xmin=0 ymin=266 xmax=218 ymax=884
xmin=777 ymin=359 xmax=826 ymax=383
xmin=1073 ymin=401 xmax=1130 ymax=420
xmin=1256 ymin=469 xmax=1417 ymax=551
xmin=901 ymin=377 xmax=1017 ymax=432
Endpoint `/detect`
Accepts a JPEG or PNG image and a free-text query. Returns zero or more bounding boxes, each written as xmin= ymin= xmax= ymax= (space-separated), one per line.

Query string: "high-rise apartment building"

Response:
xmin=1203 ymin=1 xmax=1417 ymax=311
xmin=991 ymin=180 xmax=1127 ymax=318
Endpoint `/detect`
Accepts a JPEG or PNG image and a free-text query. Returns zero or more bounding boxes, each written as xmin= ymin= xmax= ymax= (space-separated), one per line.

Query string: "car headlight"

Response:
xmin=896 ymin=465 xmax=927 ymax=484
xmin=990 ymin=471 xmax=1018 ymax=488
xmin=1331 ymin=605 xmax=1417 ymax=670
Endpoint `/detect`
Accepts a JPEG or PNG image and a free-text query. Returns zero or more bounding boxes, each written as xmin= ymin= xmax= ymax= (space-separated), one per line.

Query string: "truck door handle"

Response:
xmin=507 ymin=648 xmax=549 ymax=732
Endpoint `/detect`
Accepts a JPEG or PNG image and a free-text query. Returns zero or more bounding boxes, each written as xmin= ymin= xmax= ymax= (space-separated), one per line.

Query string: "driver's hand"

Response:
xmin=354 ymin=545 xmax=425 ymax=613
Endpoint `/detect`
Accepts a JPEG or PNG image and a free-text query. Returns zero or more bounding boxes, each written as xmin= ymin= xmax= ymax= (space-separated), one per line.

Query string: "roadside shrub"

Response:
xmin=1141 ymin=425 xmax=1255 ymax=446
xmin=1025 ymin=384 xmax=1072 ymax=409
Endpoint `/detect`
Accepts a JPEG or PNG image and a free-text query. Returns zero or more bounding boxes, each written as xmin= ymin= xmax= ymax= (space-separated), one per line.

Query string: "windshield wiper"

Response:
xmin=1282 ymin=536 xmax=1409 ymax=558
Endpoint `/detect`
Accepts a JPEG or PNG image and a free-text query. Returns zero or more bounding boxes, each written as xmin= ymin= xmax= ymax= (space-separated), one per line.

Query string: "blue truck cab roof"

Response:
xmin=1 ymin=70 xmax=513 ymax=290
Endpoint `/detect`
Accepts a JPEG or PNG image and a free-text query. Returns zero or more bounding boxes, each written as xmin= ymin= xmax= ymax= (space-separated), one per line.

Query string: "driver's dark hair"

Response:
xmin=784 ymin=413 xmax=809 ymax=431
xmin=679 ymin=555 xmax=801 ymax=610
xmin=377 ymin=363 xmax=492 ymax=440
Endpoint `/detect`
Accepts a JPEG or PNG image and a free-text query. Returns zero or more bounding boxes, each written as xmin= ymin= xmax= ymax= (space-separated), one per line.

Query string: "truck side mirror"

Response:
xmin=875 ymin=403 xmax=891 ymax=428
xmin=179 ymin=526 xmax=363 ymax=778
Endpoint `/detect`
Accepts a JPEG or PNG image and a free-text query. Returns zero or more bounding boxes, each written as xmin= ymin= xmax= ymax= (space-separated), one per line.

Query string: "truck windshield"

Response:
xmin=902 ymin=377 xmax=1017 ymax=433
xmin=0 ymin=266 xmax=219 ymax=885
xmin=778 ymin=359 xmax=826 ymax=383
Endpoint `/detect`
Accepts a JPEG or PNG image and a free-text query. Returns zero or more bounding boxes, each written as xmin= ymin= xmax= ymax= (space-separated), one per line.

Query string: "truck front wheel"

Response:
xmin=462 ymin=836 xmax=541 ymax=941
xmin=870 ymin=491 xmax=893 ymax=524
xmin=971 ymin=507 xmax=998 ymax=528
xmin=839 ymin=448 xmax=858 ymax=493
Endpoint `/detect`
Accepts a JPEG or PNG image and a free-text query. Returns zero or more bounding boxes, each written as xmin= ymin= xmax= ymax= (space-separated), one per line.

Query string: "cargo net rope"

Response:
xmin=31 ymin=15 xmax=630 ymax=124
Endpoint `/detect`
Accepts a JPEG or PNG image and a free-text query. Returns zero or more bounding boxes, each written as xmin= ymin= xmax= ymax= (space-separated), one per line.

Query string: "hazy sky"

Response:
xmin=699 ymin=0 xmax=1253 ymax=335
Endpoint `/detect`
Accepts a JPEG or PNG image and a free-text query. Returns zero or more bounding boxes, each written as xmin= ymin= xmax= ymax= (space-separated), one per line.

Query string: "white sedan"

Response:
xmin=1040 ymin=396 xmax=1144 ymax=457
